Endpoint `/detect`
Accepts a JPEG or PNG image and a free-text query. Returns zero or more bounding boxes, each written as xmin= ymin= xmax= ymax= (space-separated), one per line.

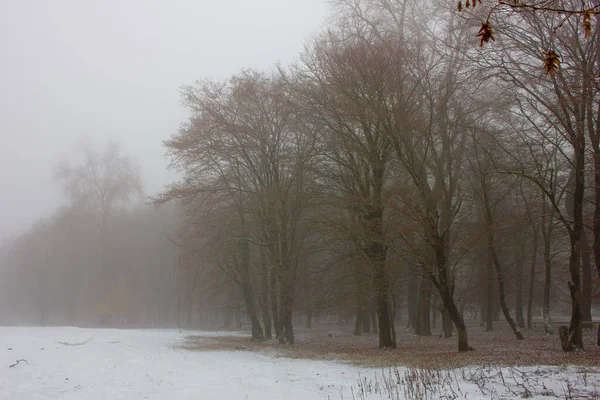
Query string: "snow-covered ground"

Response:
xmin=0 ymin=327 xmax=598 ymax=399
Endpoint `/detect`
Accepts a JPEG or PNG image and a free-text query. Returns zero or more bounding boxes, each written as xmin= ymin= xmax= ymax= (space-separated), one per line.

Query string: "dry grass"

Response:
xmin=180 ymin=321 xmax=600 ymax=369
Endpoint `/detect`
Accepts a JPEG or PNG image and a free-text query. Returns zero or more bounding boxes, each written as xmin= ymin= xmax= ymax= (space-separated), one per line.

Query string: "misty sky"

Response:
xmin=0 ymin=0 xmax=327 ymax=240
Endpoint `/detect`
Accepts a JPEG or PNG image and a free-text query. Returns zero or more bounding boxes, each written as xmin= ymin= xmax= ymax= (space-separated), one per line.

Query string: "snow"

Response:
xmin=0 ymin=327 xmax=598 ymax=400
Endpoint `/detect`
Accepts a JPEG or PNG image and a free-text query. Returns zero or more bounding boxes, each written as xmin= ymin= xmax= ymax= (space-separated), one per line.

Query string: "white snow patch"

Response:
xmin=0 ymin=327 xmax=598 ymax=399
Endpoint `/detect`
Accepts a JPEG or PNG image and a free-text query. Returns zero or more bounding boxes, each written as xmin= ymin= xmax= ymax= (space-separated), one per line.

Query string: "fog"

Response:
xmin=0 ymin=0 xmax=326 ymax=240
xmin=0 ymin=0 xmax=597 ymax=361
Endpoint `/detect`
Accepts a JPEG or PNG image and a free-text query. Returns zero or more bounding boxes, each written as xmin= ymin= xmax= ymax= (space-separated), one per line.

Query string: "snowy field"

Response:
xmin=0 ymin=327 xmax=598 ymax=399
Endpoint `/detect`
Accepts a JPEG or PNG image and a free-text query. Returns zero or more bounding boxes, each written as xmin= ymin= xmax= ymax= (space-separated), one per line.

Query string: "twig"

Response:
xmin=57 ymin=338 xmax=92 ymax=346
xmin=9 ymin=359 xmax=28 ymax=368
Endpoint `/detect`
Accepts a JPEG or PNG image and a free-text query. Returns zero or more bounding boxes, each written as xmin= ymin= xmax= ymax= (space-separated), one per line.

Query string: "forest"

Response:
xmin=1 ymin=0 xmax=599 ymax=355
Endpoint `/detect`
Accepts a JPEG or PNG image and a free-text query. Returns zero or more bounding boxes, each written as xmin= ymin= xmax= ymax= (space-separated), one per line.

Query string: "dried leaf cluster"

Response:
xmin=542 ymin=50 xmax=561 ymax=76
xmin=458 ymin=1 xmax=600 ymax=76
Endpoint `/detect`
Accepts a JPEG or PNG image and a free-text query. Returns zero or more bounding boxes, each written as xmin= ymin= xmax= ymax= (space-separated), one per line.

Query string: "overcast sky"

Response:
xmin=0 ymin=0 xmax=328 ymax=240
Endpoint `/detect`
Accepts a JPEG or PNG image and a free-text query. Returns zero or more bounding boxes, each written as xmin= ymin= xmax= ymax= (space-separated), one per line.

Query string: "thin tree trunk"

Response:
xmin=238 ymin=218 xmax=264 ymax=341
xmin=482 ymin=184 xmax=524 ymax=340
xmin=436 ymin=282 xmax=470 ymax=350
xmin=486 ymin=242 xmax=494 ymax=332
xmin=354 ymin=270 xmax=370 ymax=335
xmin=259 ymin=253 xmax=272 ymax=339
xmin=370 ymin=304 xmax=378 ymax=334
xmin=580 ymin=228 xmax=593 ymax=324
xmin=278 ymin=265 xmax=295 ymax=345
xmin=417 ymin=275 xmax=432 ymax=336
xmin=270 ymin=267 xmax=281 ymax=339
xmin=541 ymin=210 xmax=553 ymax=335
xmin=527 ymin=224 xmax=538 ymax=330
xmin=430 ymin=232 xmax=469 ymax=349
xmin=515 ymin=241 xmax=526 ymax=329
xmin=406 ymin=274 xmax=418 ymax=330
xmin=431 ymin=295 xmax=438 ymax=329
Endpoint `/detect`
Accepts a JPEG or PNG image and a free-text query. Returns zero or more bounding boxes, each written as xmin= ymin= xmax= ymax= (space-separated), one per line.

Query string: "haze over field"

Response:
xmin=0 ymin=4 xmax=599 ymax=397
xmin=0 ymin=0 xmax=327 ymax=240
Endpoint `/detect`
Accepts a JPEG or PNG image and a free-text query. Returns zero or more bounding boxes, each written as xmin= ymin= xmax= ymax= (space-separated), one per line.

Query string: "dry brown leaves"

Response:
xmin=180 ymin=323 xmax=600 ymax=369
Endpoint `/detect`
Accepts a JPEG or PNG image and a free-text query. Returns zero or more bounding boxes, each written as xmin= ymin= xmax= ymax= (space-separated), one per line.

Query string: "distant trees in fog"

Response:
xmin=0 ymin=141 xmax=179 ymax=327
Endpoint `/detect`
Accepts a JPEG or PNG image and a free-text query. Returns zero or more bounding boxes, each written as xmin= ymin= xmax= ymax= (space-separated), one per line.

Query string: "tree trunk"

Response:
xmin=371 ymin=305 xmax=378 ymax=334
xmin=437 ymin=282 xmax=470 ymax=350
xmin=278 ymin=266 xmax=295 ymax=345
xmin=431 ymin=295 xmax=438 ymax=329
xmin=489 ymin=241 xmax=524 ymax=340
xmin=367 ymin=242 xmax=396 ymax=348
xmin=482 ymin=184 xmax=524 ymax=340
xmin=591 ymin=111 xmax=600 ymax=282
xmin=568 ymin=138 xmax=585 ymax=350
xmin=526 ymin=224 xmax=538 ymax=330
xmin=270 ymin=267 xmax=281 ymax=340
xmin=416 ymin=275 xmax=432 ymax=336
xmin=354 ymin=271 xmax=370 ymax=335
xmin=237 ymin=223 xmax=264 ymax=341
xmin=515 ymin=248 xmax=526 ymax=329
xmin=373 ymin=264 xmax=396 ymax=348
xmin=241 ymin=279 xmax=264 ymax=341
xmin=485 ymin=241 xmax=494 ymax=332
xmin=580 ymin=228 xmax=593 ymax=324
xmin=442 ymin=307 xmax=453 ymax=338
xmin=406 ymin=274 xmax=418 ymax=330
xmin=430 ymin=232 xmax=469 ymax=349
xmin=306 ymin=307 xmax=312 ymax=329
xmin=260 ymin=255 xmax=272 ymax=339
xmin=541 ymin=213 xmax=553 ymax=334
xmin=563 ymin=137 xmax=585 ymax=351
xmin=565 ymin=239 xmax=584 ymax=350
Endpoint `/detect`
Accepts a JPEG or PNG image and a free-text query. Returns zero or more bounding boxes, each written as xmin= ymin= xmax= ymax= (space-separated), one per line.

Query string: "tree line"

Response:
xmin=0 ymin=0 xmax=598 ymax=353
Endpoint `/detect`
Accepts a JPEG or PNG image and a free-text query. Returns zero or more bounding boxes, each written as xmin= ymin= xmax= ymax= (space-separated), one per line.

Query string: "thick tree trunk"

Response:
xmin=442 ymin=307 xmax=453 ymax=338
xmin=306 ymin=307 xmax=312 ymax=329
xmin=526 ymin=225 xmax=538 ymax=330
xmin=563 ymin=138 xmax=585 ymax=351
xmin=241 ymin=280 xmax=264 ymax=341
xmin=564 ymin=239 xmax=584 ymax=350
xmin=372 ymin=262 xmax=396 ymax=348
xmin=416 ymin=276 xmax=432 ymax=336
xmin=591 ymin=112 xmax=600 ymax=281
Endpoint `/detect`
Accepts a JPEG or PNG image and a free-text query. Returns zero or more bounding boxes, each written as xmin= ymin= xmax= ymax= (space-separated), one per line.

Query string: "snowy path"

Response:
xmin=0 ymin=327 xmax=598 ymax=399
